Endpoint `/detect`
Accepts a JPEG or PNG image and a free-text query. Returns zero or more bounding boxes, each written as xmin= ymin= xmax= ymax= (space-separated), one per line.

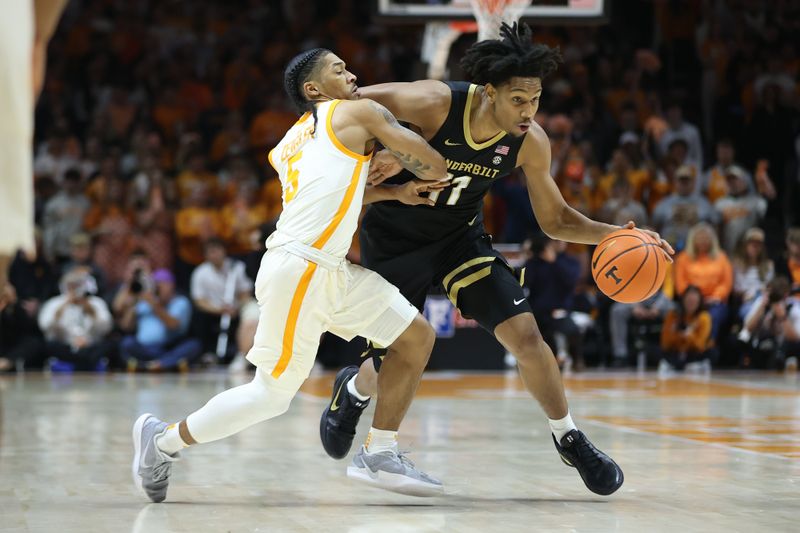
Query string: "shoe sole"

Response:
xmin=131 ymin=413 xmax=152 ymax=496
xmin=347 ymin=465 xmax=444 ymax=497
xmin=320 ymin=366 xmax=360 ymax=459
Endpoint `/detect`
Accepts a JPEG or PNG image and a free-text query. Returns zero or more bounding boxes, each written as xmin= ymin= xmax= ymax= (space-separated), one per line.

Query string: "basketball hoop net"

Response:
xmin=470 ymin=0 xmax=531 ymax=41
xmin=422 ymin=0 xmax=532 ymax=79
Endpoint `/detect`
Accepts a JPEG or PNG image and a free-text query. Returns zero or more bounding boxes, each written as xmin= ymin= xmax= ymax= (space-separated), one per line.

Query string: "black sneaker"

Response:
xmin=320 ymin=366 xmax=369 ymax=459
xmin=553 ymin=430 xmax=624 ymax=495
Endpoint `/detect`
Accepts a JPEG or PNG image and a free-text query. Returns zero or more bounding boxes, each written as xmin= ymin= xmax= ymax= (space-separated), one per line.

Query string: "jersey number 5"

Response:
xmin=284 ymin=151 xmax=302 ymax=203
xmin=428 ymin=174 xmax=472 ymax=206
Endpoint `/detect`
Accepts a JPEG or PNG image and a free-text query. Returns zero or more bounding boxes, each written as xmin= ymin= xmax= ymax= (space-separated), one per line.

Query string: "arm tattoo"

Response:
xmin=368 ymin=101 xmax=435 ymax=178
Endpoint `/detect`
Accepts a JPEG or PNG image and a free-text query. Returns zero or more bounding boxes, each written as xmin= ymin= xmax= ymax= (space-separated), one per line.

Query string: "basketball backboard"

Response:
xmin=376 ymin=0 xmax=608 ymax=24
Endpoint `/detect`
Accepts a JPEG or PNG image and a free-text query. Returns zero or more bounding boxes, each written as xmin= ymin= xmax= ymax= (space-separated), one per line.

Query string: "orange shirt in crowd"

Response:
xmin=661 ymin=309 xmax=713 ymax=353
xmin=83 ymin=205 xmax=136 ymax=285
xmin=674 ymin=251 xmax=733 ymax=303
xmin=704 ymin=166 xmax=730 ymax=204
xmin=210 ymin=130 xmax=248 ymax=164
xmin=219 ymin=202 xmax=269 ymax=256
xmin=259 ymin=178 xmax=284 ymax=220
xmin=176 ymin=170 xmax=218 ymax=201
xmin=153 ymin=103 xmax=186 ymax=139
xmin=593 ymin=168 xmax=651 ymax=208
xmin=174 ymin=207 xmax=222 ymax=265
xmin=249 ymin=109 xmax=297 ymax=149
xmin=789 ymin=258 xmax=800 ymax=288
xmin=179 ymin=80 xmax=213 ymax=119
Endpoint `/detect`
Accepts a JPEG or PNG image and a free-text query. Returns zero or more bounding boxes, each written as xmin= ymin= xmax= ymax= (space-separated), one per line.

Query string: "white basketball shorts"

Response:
xmin=246 ymin=247 xmax=418 ymax=389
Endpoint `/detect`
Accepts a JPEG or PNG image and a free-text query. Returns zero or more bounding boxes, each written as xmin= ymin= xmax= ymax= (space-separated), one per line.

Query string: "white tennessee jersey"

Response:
xmin=266 ymin=100 xmax=372 ymax=259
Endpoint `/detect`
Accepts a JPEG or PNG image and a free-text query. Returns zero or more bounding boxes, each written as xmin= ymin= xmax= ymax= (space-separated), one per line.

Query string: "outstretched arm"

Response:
xmin=363 ymin=179 xmax=449 ymax=206
xmin=520 ymin=123 xmax=618 ymax=244
xmin=355 ymin=99 xmax=448 ymax=182
xmin=356 ymin=80 xmax=450 ymax=132
xmin=520 ymin=122 xmax=674 ymax=257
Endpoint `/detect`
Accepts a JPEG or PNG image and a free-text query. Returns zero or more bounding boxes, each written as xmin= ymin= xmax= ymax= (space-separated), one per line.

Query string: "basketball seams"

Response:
xmin=609 ymin=243 xmax=650 ymax=299
xmin=594 ymin=242 xmax=651 ymax=276
xmin=592 ymin=229 xmax=668 ymax=303
xmin=642 ymin=246 xmax=664 ymax=301
xmin=595 ymin=230 xmax=649 ymax=252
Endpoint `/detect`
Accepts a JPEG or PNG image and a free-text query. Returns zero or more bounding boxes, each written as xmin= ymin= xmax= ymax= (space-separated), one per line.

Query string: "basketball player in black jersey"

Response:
xmin=323 ymin=23 xmax=674 ymax=496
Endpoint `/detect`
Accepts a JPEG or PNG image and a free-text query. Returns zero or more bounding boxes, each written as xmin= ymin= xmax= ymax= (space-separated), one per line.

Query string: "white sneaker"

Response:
xmin=737 ymin=329 xmax=751 ymax=343
xmin=347 ymin=445 xmax=443 ymax=497
xmin=132 ymin=414 xmax=180 ymax=503
xmin=785 ymin=356 xmax=798 ymax=372
xmin=658 ymin=359 xmax=674 ymax=377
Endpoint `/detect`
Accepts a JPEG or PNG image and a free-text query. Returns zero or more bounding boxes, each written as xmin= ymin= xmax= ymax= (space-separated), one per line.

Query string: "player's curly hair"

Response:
xmin=283 ymin=48 xmax=332 ymax=131
xmin=460 ymin=22 xmax=562 ymax=87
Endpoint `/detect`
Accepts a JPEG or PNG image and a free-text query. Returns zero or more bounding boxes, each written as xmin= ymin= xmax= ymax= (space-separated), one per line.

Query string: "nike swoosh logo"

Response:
xmin=140 ymin=441 xmax=153 ymax=469
xmin=444 ymin=139 xmax=462 ymax=146
xmin=514 ymin=298 xmax=525 ymax=305
xmin=330 ymin=379 xmax=348 ymax=411
xmin=365 ymin=464 xmax=380 ymax=480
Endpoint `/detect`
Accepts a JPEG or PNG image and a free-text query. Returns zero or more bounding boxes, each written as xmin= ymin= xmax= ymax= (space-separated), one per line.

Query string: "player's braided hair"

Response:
xmin=283 ymin=48 xmax=332 ymax=131
xmin=460 ymin=22 xmax=562 ymax=87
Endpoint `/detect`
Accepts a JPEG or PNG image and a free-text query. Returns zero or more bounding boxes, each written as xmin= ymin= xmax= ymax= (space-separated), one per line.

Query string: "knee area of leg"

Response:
xmin=519 ymin=329 xmax=547 ymax=349
xmin=513 ymin=332 xmax=549 ymax=360
xmin=253 ymin=370 xmax=298 ymax=416
xmin=419 ymin=322 xmax=435 ymax=348
xmin=398 ymin=319 xmax=435 ymax=351
xmin=259 ymin=384 xmax=294 ymax=416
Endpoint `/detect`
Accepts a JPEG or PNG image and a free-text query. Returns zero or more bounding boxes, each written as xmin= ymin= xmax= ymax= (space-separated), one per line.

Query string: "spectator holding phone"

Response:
xmin=117 ymin=268 xmax=201 ymax=372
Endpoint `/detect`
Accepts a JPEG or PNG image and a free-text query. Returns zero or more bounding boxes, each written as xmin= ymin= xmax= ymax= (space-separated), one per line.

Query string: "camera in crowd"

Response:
xmin=130 ymin=269 xmax=150 ymax=295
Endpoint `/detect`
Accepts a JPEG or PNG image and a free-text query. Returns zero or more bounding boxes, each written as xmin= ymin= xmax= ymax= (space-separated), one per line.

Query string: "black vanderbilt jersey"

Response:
xmin=364 ymin=81 xmax=526 ymax=244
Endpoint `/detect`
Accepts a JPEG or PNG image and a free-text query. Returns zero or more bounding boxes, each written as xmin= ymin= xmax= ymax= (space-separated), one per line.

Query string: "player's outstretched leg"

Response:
xmin=495 ymin=313 xmax=624 ymax=495
xmin=131 ymin=368 xmax=297 ymax=502
xmin=320 ymin=364 xmax=371 ymax=459
xmin=131 ymin=413 xmax=180 ymax=503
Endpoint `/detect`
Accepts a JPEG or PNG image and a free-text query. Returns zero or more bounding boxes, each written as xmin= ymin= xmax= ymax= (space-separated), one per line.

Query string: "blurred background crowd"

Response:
xmin=1 ymin=0 xmax=799 ymax=374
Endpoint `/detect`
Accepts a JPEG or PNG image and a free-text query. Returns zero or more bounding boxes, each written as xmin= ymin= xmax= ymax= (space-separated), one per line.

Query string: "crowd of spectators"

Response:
xmin=1 ymin=0 xmax=799 ymax=373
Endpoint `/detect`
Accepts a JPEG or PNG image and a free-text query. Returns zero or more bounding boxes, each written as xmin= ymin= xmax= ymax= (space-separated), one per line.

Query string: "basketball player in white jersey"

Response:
xmin=132 ymin=48 xmax=451 ymax=502
xmin=0 ymin=0 xmax=67 ymax=310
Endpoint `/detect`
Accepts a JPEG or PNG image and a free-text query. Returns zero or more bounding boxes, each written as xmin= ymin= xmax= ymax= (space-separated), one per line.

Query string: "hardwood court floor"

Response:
xmin=1 ymin=370 xmax=798 ymax=532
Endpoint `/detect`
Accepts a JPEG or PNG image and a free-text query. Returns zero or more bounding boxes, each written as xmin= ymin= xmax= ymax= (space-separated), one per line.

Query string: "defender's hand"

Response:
xmin=395 ymin=179 xmax=450 ymax=207
xmin=368 ymin=150 xmax=404 ymax=186
xmin=621 ymin=221 xmax=675 ymax=262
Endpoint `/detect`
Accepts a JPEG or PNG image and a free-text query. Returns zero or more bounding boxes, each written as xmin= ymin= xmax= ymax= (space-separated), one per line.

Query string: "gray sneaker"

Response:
xmin=132 ymin=413 xmax=179 ymax=502
xmin=346 ymin=445 xmax=443 ymax=497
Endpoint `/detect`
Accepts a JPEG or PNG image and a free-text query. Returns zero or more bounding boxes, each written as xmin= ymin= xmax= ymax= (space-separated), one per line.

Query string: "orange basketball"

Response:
xmin=591 ymin=228 xmax=668 ymax=303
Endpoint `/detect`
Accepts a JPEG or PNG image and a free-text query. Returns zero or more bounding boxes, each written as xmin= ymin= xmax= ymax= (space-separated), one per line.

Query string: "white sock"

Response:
xmin=347 ymin=376 xmax=370 ymax=401
xmin=365 ymin=427 xmax=397 ymax=453
xmin=549 ymin=413 xmax=578 ymax=442
xmin=156 ymin=424 xmax=187 ymax=456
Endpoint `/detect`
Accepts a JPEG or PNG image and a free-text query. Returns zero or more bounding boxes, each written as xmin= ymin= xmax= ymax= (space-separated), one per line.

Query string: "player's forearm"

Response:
xmin=543 ymin=204 xmax=619 ymax=245
xmin=363 ymin=185 xmax=398 ymax=205
xmin=386 ymin=126 xmax=447 ymax=181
